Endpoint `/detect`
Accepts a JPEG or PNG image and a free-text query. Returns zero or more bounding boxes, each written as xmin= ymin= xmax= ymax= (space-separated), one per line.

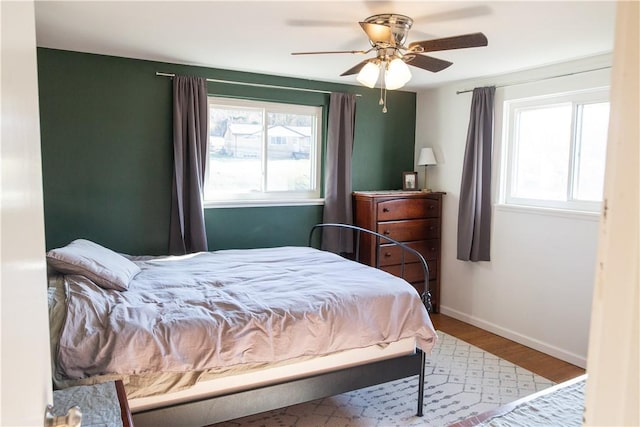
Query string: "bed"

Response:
xmin=47 ymin=224 xmax=437 ymax=427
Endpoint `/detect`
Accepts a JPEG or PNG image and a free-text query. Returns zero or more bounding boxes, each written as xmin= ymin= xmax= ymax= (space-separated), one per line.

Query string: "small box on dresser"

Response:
xmin=353 ymin=191 xmax=445 ymax=313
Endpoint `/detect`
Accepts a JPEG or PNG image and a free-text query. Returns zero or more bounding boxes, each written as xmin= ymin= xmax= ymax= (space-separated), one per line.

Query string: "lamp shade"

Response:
xmin=384 ymin=58 xmax=411 ymax=90
xmin=418 ymin=148 xmax=437 ymax=166
xmin=356 ymin=62 xmax=380 ymax=88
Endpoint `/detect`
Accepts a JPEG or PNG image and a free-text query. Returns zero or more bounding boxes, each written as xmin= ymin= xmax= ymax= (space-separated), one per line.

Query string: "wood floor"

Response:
xmin=430 ymin=313 xmax=586 ymax=383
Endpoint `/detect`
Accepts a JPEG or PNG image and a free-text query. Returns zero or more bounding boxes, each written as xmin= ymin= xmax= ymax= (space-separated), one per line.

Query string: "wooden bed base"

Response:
xmin=132 ymin=350 xmax=426 ymax=427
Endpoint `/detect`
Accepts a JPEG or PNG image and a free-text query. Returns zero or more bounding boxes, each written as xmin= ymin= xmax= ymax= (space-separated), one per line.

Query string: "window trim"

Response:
xmin=203 ymin=198 xmax=325 ymax=209
xmin=501 ymin=87 xmax=609 ymax=213
xmin=204 ymin=97 xmax=323 ymax=207
xmin=494 ymin=203 xmax=601 ymax=222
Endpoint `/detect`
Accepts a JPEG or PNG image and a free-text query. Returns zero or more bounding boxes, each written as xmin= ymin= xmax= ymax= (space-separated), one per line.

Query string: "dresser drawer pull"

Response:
xmin=383 ymin=230 xmax=391 ymax=235
xmin=383 ymin=207 xmax=390 ymax=212
xmin=384 ymin=252 xmax=392 ymax=258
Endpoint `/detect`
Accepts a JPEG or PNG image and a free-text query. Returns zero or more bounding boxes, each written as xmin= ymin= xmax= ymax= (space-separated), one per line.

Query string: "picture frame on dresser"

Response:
xmin=402 ymin=172 xmax=419 ymax=191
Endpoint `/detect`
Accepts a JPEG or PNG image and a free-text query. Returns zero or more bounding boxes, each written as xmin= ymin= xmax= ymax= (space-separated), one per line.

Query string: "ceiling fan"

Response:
xmin=292 ymin=13 xmax=488 ymax=110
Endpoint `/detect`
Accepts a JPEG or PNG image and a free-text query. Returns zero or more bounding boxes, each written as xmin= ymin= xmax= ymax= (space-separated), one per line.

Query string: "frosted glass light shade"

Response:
xmin=356 ymin=62 xmax=380 ymax=88
xmin=418 ymin=147 xmax=437 ymax=166
xmin=385 ymin=58 xmax=411 ymax=90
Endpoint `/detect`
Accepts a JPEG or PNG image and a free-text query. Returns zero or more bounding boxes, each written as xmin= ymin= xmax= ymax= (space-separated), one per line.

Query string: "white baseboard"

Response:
xmin=439 ymin=305 xmax=587 ymax=369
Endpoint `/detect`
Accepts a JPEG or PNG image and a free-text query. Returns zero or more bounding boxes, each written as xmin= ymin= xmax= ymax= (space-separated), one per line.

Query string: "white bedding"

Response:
xmin=52 ymin=246 xmax=436 ymax=397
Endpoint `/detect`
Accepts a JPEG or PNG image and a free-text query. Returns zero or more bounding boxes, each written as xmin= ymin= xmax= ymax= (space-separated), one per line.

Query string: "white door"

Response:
xmin=1 ymin=1 xmax=54 ymax=425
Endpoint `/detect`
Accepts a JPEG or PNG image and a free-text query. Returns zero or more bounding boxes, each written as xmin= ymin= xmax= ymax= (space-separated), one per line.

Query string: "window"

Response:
xmin=205 ymin=97 xmax=322 ymax=206
xmin=502 ymin=88 xmax=609 ymax=212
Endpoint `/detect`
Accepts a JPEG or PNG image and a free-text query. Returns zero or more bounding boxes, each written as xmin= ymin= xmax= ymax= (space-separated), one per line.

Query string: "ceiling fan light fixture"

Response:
xmin=292 ymin=14 xmax=489 ymax=94
xmin=384 ymin=58 xmax=411 ymax=90
xmin=356 ymin=61 xmax=380 ymax=88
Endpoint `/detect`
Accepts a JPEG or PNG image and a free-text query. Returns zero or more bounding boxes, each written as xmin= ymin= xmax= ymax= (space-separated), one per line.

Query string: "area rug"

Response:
xmin=214 ymin=331 xmax=555 ymax=426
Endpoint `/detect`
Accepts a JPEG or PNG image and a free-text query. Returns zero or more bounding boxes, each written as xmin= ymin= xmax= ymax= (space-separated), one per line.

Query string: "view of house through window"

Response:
xmin=205 ymin=97 xmax=322 ymax=205
xmin=503 ymin=88 xmax=610 ymax=212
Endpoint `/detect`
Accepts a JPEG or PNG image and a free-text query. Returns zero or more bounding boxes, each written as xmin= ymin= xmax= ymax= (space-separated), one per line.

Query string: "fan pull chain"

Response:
xmin=382 ymin=88 xmax=388 ymax=113
xmin=380 ymin=63 xmax=387 ymax=113
xmin=378 ymin=61 xmax=385 ymax=106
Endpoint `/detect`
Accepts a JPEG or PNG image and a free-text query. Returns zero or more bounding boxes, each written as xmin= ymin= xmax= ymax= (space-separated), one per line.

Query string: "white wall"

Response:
xmin=416 ymin=54 xmax=612 ymax=367
xmin=1 ymin=0 xmax=53 ymax=424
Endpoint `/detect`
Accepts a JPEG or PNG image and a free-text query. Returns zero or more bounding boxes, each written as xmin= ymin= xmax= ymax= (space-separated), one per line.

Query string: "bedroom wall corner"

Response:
xmin=415 ymin=54 xmax=613 ymax=367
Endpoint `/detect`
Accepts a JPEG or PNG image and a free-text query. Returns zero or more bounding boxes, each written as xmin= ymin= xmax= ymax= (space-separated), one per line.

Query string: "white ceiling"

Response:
xmin=34 ymin=1 xmax=617 ymax=90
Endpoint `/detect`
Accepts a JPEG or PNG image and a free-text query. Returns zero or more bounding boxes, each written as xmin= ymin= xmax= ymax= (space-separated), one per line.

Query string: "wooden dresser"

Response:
xmin=353 ymin=191 xmax=444 ymax=312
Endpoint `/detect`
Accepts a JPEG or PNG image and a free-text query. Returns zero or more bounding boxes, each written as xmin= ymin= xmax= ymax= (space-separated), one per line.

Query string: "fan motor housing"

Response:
xmin=364 ymin=14 xmax=413 ymax=46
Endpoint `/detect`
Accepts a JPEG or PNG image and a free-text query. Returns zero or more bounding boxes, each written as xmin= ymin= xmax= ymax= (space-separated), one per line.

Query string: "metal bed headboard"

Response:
xmin=308 ymin=223 xmax=432 ymax=313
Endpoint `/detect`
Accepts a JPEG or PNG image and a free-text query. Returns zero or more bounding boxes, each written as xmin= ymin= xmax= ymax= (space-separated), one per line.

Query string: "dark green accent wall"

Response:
xmin=37 ymin=48 xmax=416 ymax=255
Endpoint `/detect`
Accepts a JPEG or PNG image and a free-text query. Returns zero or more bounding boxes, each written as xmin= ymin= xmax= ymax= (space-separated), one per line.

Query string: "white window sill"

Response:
xmin=204 ymin=198 xmax=325 ymax=209
xmin=495 ymin=203 xmax=601 ymax=221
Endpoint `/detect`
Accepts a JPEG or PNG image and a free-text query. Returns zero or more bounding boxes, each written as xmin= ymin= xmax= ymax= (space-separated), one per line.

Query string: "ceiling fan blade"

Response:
xmin=359 ymin=22 xmax=395 ymax=46
xmin=404 ymin=54 xmax=453 ymax=73
xmin=408 ymin=32 xmax=488 ymax=53
xmin=340 ymin=59 xmax=372 ymax=76
xmin=291 ymin=49 xmax=369 ymax=56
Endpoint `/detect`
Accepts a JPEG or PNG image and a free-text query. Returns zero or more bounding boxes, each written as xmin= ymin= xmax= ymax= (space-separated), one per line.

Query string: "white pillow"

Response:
xmin=46 ymin=239 xmax=140 ymax=291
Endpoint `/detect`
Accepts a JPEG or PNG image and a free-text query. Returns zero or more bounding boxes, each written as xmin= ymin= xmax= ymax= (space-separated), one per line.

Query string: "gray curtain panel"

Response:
xmin=322 ymin=92 xmax=357 ymax=253
xmin=457 ymin=86 xmax=495 ymax=261
xmin=169 ymin=76 xmax=209 ymax=255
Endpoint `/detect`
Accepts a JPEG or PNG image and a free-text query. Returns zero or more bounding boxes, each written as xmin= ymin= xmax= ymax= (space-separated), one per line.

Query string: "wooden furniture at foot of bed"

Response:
xmin=116 ymin=381 xmax=135 ymax=427
xmin=49 ymin=380 xmax=133 ymax=427
xmin=132 ymin=350 xmax=426 ymax=427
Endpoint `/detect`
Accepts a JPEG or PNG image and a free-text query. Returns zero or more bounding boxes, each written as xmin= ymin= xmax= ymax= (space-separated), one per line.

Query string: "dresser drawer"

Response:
xmin=377 ymin=198 xmax=440 ymax=221
xmin=382 ymin=260 xmax=437 ymax=282
xmin=378 ymin=240 xmax=440 ymax=265
xmin=377 ymin=219 xmax=440 ymax=242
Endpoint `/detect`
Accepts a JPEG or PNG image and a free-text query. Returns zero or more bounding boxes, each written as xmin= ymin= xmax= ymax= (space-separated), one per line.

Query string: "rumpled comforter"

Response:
xmin=57 ymin=246 xmax=436 ymax=381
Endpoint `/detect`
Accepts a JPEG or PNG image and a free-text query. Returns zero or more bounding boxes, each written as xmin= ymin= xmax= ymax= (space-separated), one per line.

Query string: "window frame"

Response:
xmin=501 ymin=87 xmax=610 ymax=213
xmin=203 ymin=97 xmax=324 ymax=208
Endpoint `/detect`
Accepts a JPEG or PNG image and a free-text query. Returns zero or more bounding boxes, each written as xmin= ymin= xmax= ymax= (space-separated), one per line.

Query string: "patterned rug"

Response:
xmin=214 ymin=331 xmax=555 ymax=426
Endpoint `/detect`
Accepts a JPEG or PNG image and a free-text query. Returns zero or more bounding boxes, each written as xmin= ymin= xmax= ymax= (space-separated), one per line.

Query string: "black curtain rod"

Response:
xmin=155 ymin=72 xmax=362 ymax=96
xmin=456 ymin=66 xmax=611 ymax=94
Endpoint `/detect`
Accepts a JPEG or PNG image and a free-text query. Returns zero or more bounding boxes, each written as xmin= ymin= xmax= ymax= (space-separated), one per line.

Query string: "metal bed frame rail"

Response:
xmin=309 ymin=223 xmax=433 ymax=312
xmin=132 ymin=350 xmax=426 ymax=426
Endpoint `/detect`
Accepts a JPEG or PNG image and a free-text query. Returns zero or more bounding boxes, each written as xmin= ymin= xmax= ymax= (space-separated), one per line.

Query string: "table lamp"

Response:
xmin=417 ymin=148 xmax=437 ymax=192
